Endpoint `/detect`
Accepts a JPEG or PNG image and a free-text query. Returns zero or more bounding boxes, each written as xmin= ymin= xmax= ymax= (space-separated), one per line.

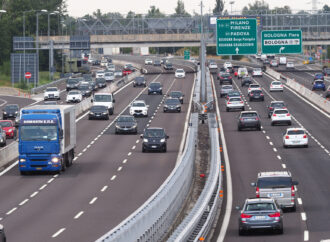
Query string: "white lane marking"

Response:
xmin=77 ymin=153 xmax=82 ymax=157
xmin=19 ymin=199 xmax=29 ymax=206
xmin=82 ymin=148 xmax=87 ymax=152
xmin=132 ymin=145 xmax=136 ymax=150
xmin=0 ymin=160 xmax=19 ymax=176
xmin=0 ymin=218 xmax=2 ymax=221
xmin=111 ymin=175 xmax=116 ymax=181
xmin=298 ymin=198 xmax=303 ymax=205
xmin=73 ymin=157 xmax=78 ymax=161
xmin=148 ymin=120 xmax=152 ymax=123
xmin=262 ymin=130 xmax=266 ymax=134
xmin=136 ymin=140 xmax=139 ymax=144
xmin=94 ymin=138 xmax=98 ymax=141
xmin=282 ymin=164 xmax=287 ymax=169
xmin=6 ymin=207 xmax=17 ymax=215
xmin=39 ymin=184 xmax=47 ymax=190
xmin=269 ymin=142 xmax=273 ymax=146
xmin=101 ymin=185 xmax=108 ymax=192
xmin=89 ymin=197 xmax=98 ymax=205
xmin=52 ymin=228 xmax=66 ymax=238
xmin=53 ymin=174 xmax=59 ymax=178
xmin=30 ymin=191 xmax=38 ymax=198
xmin=123 ymin=159 xmax=127 ymax=164
xmin=295 ymin=185 xmax=298 ymax=191
xmin=117 ymin=166 xmax=122 ymax=171
xmin=146 ymin=124 xmax=150 ymax=127
xmin=301 ymin=212 xmax=307 ymax=221
xmin=91 ymin=141 xmax=95 ymax=144
xmin=128 ymin=152 xmax=132 ymax=156
xmin=304 ymin=230 xmax=309 ymax=241
xmin=266 ymin=136 xmax=270 ymax=139
xmin=74 ymin=211 xmax=84 ymax=219
xmin=47 ymin=178 xmax=55 ymax=183
xmin=87 ymin=144 xmax=91 ymax=148
xmin=277 ymin=155 xmax=282 ymax=160
xmin=273 ymin=148 xmax=277 ymax=152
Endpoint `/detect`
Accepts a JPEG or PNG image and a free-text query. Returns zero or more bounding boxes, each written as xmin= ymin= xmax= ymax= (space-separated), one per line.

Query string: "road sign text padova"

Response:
xmin=261 ymin=30 xmax=302 ymax=54
xmin=216 ymin=18 xmax=257 ymax=55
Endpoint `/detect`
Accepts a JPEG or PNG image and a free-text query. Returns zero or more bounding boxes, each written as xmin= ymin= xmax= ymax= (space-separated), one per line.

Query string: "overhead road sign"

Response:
xmin=184 ymin=50 xmax=190 ymax=60
xmin=216 ymin=18 xmax=257 ymax=56
xmin=261 ymin=30 xmax=302 ymax=54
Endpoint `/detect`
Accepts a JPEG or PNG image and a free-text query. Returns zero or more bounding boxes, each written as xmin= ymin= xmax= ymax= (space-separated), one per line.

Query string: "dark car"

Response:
xmin=312 ymin=80 xmax=326 ymax=91
xmin=241 ymin=76 xmax=253 ymax=87
xmin=0 ymin=128 xmax=6 ymax=147
xmin=88 ymin=105 xmax=109 ymax=120
xmin=249 ymin=90 xmax=264 ymax=101
xmin=164 ymin=62 xmax=173 ymax=70
xmin=218 ymin=73 xmax=232 ymax=84
xmin=133 ymin=76 xmax=147 ymax=87
xmin=163 ymin=98 xmax=181 ymax=113
xmin=115 ymin=115 xmax=138 ymax=134
xmin=169 ymin=91 xmax=184 ymax=104
xmin=323 ymin=67 xmax=330 ymax=76
xmin=161 ymin=58 xmax=168 ymax=65
xmin=148 ymin=82 xmax=163 ymax=95
xmin=314 ymin=73 xmax=324 ymax=80
xmin=238 ymin=111 xmax=261 ymax=131
xmin=86 ymin=80 xmax=97 ymax=91
xmin=78 ymin=84 xmax=92 ymax=97
xmin=95 ymin=78 xmax=106 ymax=88
xmin=83 ymin=73 xmax=93 ymax=81
xmin=267 ymin=101 xmax=287 ymax=118
xmin=66 ymin=78 xmax=80 ymax=91
xmin=0 ymin=224 xmax=6 ymax=242
xmin=3 ymin=104 xmax=19 ymax=120
xmin=238 ymin=198 xmax=283 ymax=235
xmin=263 ymin=59 xmax=270 ymax=65
xmin=153 ymin=60 xmax=161 ymax=66
xmin=141 ymin=127 xmax=169 ymax=152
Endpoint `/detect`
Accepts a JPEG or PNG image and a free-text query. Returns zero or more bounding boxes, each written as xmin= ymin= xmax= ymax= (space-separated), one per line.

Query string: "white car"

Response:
xmin=96 ymin=71 xmax=105 ymax=78
xmin=252 ymin=68 xmax=263 ymax=77
xmin=66 ymin=90 xmax=82 ymax=103
xmin=223 ymin=62 xmax=232 ymax=69
xmin=175 ymin=69 xmax=186 ymax=78
xmin=270 ymin=59 xmax=279 ymax=67
xmin=129 ymin=100 xmax=149 ymax=117
xmin=107 ymin=64 xmax=116 ymax=72
xmin=270 ymin=81 xmax=284 ymax=92
xmin=145 ymin=59 xmax=153 ymax=65
xmin=226 ymin=97 xmax=245 ymax=112
xmin=286 ymin=62 xmax=294 ymax=69
xmin=44 ymin=87 xmax=60 ymax=100
xmin=248 ymin=84 xmax=261 ymax=94
xmin=279 ymin=57 xmax=287 ymax=65
xmin=209 ymin=62 xmax=218 ymax=69
xmin=104 ymin=72 xmax=115 ymax=82
xmin=283 ymin=128 xmax=308 ymax=148
xmin=114 ymin=70 xmax=123 ymax=77
xmin=271 ymin=109 xmax=291 ymax=126
xmin=237 ymin=67 xmax=248 ymax=79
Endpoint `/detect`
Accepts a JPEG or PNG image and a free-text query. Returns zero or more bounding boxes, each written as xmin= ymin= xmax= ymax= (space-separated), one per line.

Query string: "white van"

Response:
xmin=92 ymin=93 xmax=115 ymax=115
xmin=279 ymin=57 xmax=287 ymax=65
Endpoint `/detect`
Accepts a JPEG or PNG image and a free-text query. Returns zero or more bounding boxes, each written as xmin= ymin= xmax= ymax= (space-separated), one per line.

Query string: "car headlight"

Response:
xmin=164 ymin=105 xmax=168 ymax=108
xmin=176 ymin=105 xmax=181 ymax=108
xmin=148 ymin=88 xmax=152 ymax=90
xmin=90 ymin=112 xmax=94 ymax=115
xmin=115 ymin=124 xmax=121 ymax=129
xmin=103 ymin=112 xmax=107 ymax=115
xmin=3 ymin=112 xmax=6 ymax=114
xmin=8 ymin=129 xmax=12 ymax=132
xmin=160 ymin=138 xmax=166 ymax=142
xmin=51 ymin=157 xmax=60 ymax=163
xmin=132 ymin=125 xmax=137 ymax=128
xmin=143 ymin=138 xmax=148 ymax=142
xmin=20 ymin=158 xmax=26 ymax=162
xmin=15 ymin=111 xmax=18 ymax=114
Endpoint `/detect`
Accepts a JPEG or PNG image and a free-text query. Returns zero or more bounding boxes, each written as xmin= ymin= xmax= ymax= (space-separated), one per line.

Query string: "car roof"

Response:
xmin=91 ymin=105 xmax=107 ymax=109
xmin=270 ymin=100 xmax=284 ymax=104
xmin=145 ymin=127 xmax=165 ymax=131
xmin=258 ymin=171 xmax=291 ymax=178
xmin=241 ymin=111 xmax=258 ymax=114
xmin=118 ymin=115 xmax=134 ymax=118
xmin=94 ymin=93 xmax=112 ymax=95
xmin=286 ymin=127 xmax=305 ymax=131
xmin=221 ymin=85 xmax=233 ymax=88
xmin=273 ymin=108 xmax=288 ymax=112
xmin=133 ymin=100 xmax=146 ymax=103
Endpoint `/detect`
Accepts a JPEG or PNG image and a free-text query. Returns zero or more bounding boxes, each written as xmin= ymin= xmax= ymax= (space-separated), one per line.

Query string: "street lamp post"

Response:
xmin=229 ymin=1 xmax=235 ymax=15
xmin=48 ymin=11 xmax=59 ymax=81
xmin=36 ymin=9 xmax=48 ymax=88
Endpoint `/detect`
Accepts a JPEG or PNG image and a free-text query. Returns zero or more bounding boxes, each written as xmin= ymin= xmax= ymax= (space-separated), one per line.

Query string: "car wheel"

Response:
xmin=257 ymin=126 xmax=261 ymax=131
xmin=20 ymin=171 xmax=28 ymax=175
xmin=283 ymin=144 xmax=288 ymax=148
xmin=142 ymin=147 xmax=146 ymax=153
xmin=226 ymin=108 xmax=229 ymax=112
xmin=291 ymin=205 xmax=296 ymax=212
xmin=163 ymin=145 xmax=167 ymax=152
xmin=238 ymin=228 xmax=245 ymax=236
xmin=277 ymin=227 xmax=284 ymax=234
xmin=288 ymin=121 xmax=291 ymax=125
xmin=238 ymin=126 xmax=242 ymax=131
xmin=249 ymin=98 xmax=252 ymax=101
xmin=242 ymin=107 xmax=245 ymax=111
xmin=106 ymin=115 xmax=109 ymax=120
xmin=109 ymin=109 xmax=114 ymax=115
xmin=88 ymin=117 xmax=92 ymax=120
xmin=304 ymin=144 xmax=309 ymax=148
xmin=271 ymin=122 xmax=274 ymax=126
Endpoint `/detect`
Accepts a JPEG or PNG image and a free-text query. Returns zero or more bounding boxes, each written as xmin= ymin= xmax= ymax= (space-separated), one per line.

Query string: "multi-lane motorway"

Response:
xmin=212 ymin=59 xmax=330 ymax=242
xmin=0 ymin=59 xmax=195 ymax=241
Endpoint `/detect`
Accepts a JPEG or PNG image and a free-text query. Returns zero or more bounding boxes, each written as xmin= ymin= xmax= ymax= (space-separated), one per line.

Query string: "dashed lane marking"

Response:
xmin=282 ymin=164 xmax=286 ymax=169
xmin=52 ymin=228 xmax=66 ymax=238
xmin=19 ymin=199 xmax=29 ymax=206
xmin=74 ymin=211 xmax=84 ymax=219
xmin=6 ymin=207 xmax=17 ymax=215
xmin=89 ymin=197 xmax=98 ymax=205
xmin=101 ymin=186 xmax=108 ymax=192
xmin=273 ymin=148 xmax=277 ymax=152
xmin=111 ymin=175 xmax=116 ymax=181
xmin=277 ymin=155 xmax=282 ymax=160
xmin=117 ymin=166 xmax=122 ymax=171
xmin=39 ymin=184 xmax=47 ymax=190
xmin=301 ymin=212 xmax=307 ymax=221
xmin=298 ymin=198 xmax=303 ymax=205
xmin=30 ymin=191 xmax=38 ymax=198
xmin=304 ymin=230 xmax=309 ymax=241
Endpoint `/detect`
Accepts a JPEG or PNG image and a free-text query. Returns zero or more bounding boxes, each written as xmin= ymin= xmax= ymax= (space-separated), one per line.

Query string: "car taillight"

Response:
xmin=281 ymin=85 xmax=283 ymax=87
xmin=256 ymin=187 xmax=260 ymax=198
xmin=227 ymin=102 xmax=231 ymax=104
xmin=240 ymin=101 xmax=244 ymax=104
xmin=260 ymin=93 xmax=264 ymax=96
xmin=268 ymin=212 xmax=281 ymax=218
xmin=270 ymin=85 xmax=273 ymax=88
xmin=240 ymin=118 xmax=244 ymax=121
xmin=285 ymin=135 xmax=290 ymax=139
xmin=241 ymin=213 xmax=252 ymax=218
xmin=273 ymin=114 xmax=276 ymax=117
xmin=250 ymin=93 xmax=253 ymax=96
xmin=303 ymin=134 xmax=307 ymax=138
xmin=291 ymin=186 xmax=295 ymax=197
xmin=248 ymin=88 xmax=251 ymax=91
xmin=286 ymin=113 xmax=291 ymax=116
xmin=255 ymin=117 xmax=259 ymax=121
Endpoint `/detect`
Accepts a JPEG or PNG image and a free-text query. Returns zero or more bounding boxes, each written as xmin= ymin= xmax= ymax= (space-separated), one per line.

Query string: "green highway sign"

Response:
xmin=261 ymin=30 xmax=302 ymax=54
xmin=184 ymin=50 xmax=190 ymax=60
xmin=216 ymin=18 xmax=257 ymax=55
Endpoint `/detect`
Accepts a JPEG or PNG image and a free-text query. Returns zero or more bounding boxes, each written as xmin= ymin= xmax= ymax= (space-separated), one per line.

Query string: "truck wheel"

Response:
xmin=109 ymin=109 xmax=114 ymax=115
xmin=61 ymin=158 xmax=66 ymax=172
xmin=20 ymin=171 xmax=27 ymax=175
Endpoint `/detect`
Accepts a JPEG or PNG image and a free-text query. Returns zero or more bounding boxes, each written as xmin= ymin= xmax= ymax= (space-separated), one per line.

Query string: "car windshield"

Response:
xmin=252 ymin=90 xmax=262 ymax=94
xmin=176 ymin=69 xmax=184 ymax=73
xmin=254 ymin=68 xmax=261 ymax=71
xmin=5 ymin=105 xmax=18 ymax=111
xmin=315 ymin=81 xmax=324 ymax=84
xmin=170 ymin=92 xmax=182 ymax=97
xmin=69 ymin=91 xmax=80 ymax=95
xmin=272 ymin=82 xmax=281 ymax=85
xmin=67 ymin=79 xmax=78 ymax=84
xmin=0 ymin=121 xmax=12 ymax=127
xmin=96 ymin=78 xmax=105 ymax=83
xmin=222 ymin=86 xmax=232 ymax=89
xmin=132 ymin=102 xmax=145 ymax=107
xmin=91 ymin=106 xmax=107 ymax=112
xmin=246 ymin=203 xmax=275 ymax=211
xmin=315 ymin=73 xmax=323 ymax=77
xmin=165 ymin=99 xmax=180 ymax=105
xmin=257 ymin=177 xmax=292 ymax=188
xmin=46 ymin=88 xmax=58 ymax=92
xmin=117 ymin=116 xmax=135 ymax=122
xmin=288 ymin=130 xmax=305 ymax=135
xmin=241 ymin=113 xmax=257 ymax=118
xmin=274 ymin=110 xmax=288 ymax=114
xmin=94 ymin=95 xmax=112 ymax=102
xmin=150 ymin=83 xmax=161 ymax=88
xmin=144 ymin=129 xmax=165 ymax=138
xmin=135 ymin=77 xmax=145 ymax=82
xmin=79 ymin=85 xmax=89 ymax=90
xmin=20 ymin=125 xmax=58 ymax=141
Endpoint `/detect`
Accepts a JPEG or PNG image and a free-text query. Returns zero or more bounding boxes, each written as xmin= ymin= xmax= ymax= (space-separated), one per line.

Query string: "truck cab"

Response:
xmin=92 ymin=93 xmax=115 ymax=115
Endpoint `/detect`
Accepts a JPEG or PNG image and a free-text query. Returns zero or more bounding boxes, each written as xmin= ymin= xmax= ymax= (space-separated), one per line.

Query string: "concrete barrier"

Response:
xmin=0 ymin=142 xmax=18 ymax=168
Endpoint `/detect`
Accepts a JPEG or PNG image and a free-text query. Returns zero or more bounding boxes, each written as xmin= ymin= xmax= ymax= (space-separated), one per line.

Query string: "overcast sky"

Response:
xmin=67 ymin=0 xmax=317 ymax=17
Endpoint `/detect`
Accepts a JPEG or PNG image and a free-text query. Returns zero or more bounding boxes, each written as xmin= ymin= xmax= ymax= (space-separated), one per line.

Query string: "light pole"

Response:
xmin=23 ymin=10 xmax=36 ymax=86
xmin=229 ymin=1 xmax=235 ymax=15
xmin=36 ymin=9 xmax=48 ymax=88
xmin=48 ymin=11 xmax=59 ymax=81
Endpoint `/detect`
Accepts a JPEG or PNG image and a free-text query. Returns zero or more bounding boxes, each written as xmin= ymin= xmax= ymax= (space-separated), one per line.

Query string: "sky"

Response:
xmin=66 ymin=0 xmax=318 ymax=17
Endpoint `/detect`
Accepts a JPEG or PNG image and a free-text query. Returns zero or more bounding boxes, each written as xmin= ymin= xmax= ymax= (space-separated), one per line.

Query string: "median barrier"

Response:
xmin=0 ymin=142 xmax=18 ymax=168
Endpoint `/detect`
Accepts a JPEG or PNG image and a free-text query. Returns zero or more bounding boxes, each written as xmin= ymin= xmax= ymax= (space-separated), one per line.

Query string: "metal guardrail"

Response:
xmin=96 ymin=113 xmax=198 ymax=242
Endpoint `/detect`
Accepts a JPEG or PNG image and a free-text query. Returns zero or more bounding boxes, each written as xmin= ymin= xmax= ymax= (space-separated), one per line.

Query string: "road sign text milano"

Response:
xmin=261 ymin=30 xmax=302 ymax=54
xmin=216 ymin=18 xmax=257 ymax=56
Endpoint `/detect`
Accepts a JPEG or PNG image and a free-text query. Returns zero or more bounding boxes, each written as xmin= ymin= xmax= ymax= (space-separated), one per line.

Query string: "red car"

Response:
xmin=122 ymin=68 xmax=132 ymax=76
xmin=0 ymin=120 xmax=17 ymax=139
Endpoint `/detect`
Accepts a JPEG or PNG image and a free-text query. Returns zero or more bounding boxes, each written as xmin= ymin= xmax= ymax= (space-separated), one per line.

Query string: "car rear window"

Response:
xmin=251 ymin=90 xmax=262 ymax=94
xmin=222 ymin=86 xmax=232 ymax=89
xmin=246 ymin=203 xmax=275 ymax=211
xmin=271 ymin=103 xmax=285 ymax=108
xmin=287 ymin=130 xmax=305 ymax=135
xmin=315 ymin=81 xmax=324 ymax=84
xmin=258 ymin=177 xmax=292 ymax=188
xmin=229 ymin=98 xmax=241 ymax=102
xmin=250 ymin=85 xmax=260 ymax=88
xmin=241 ymin=113 xmax=257 ymax=117
xmin=272 ymin=82 xmax=281 ymax=85
xmin=274 ymin=110 xmax=288 ymax=114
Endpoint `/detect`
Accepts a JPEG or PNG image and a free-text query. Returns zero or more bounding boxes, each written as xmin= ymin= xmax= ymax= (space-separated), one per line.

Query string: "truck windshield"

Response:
xmin=20 ymin=125 xmax=58 ymax=141
xmin=94 ymin=95 xmax=112 ymax=102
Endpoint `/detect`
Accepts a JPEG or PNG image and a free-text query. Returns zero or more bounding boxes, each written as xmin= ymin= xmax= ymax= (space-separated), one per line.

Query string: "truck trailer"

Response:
xmin=18 ymin=105 xmax=76 ymax=175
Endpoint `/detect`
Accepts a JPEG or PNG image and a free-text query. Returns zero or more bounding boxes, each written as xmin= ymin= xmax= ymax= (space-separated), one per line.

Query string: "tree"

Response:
xmin=272 ymin=6 xmax=291 ymax=14
xmin=173 ymin=0 xmax=190 ymax=17
xmin=147 ymin=5 xmax=165 ymax=18
xmin=323 ymin=4 xmax=330 ymax=12
xmin=213 ymin=0 xmax=224 ymax=15
xmin=242 ymin=0 xmax=269 ymax=15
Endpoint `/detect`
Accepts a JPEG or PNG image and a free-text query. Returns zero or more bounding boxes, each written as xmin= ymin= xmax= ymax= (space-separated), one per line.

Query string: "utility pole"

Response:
xmin=200 ymin=0 xmax=206 ymax=102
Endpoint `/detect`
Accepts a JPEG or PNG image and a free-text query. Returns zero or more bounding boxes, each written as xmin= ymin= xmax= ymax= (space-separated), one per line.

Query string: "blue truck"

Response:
xmin=18 ymin=105 xmax=76 ymax=175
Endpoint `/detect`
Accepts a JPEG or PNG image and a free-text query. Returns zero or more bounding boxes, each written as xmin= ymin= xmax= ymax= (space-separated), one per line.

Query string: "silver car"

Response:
xmin=0 ymin=128 xmax=6 ymax=147
xmin=226 ymin=97 xmax=245 ymax=112
xmin=220 ymin=85 xmax=234 ymax=98
xmin=251 ymin=171 xmax=298 ymax=211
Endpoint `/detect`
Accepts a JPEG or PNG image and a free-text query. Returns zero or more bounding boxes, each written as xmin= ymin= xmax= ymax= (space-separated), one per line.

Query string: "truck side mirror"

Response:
xmin=59 ymin=129 xmax=63 ymax=139
xmin=250 ymin=182 xmax=256 ymax=187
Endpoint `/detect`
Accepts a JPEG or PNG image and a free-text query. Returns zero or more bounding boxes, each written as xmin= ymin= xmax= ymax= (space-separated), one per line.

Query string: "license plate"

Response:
xmin=254 ymin=216 xmax=266 ymax=220
xmin=36 ymin=167 xmax=42 ymax=170
xmin=152 ymin=145 xmax=157 ymax=148
xmin=268 ymin=193 xmax=283 ymax=198
xmin=292 ymin=141 xmax=300 ymax=144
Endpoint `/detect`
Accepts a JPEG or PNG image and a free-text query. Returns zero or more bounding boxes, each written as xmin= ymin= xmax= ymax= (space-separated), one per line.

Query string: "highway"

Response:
xmin=0 ymin=60 xmax=195 ymax=242
xmin=212 ymin=60 xmax=330 ymax=241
